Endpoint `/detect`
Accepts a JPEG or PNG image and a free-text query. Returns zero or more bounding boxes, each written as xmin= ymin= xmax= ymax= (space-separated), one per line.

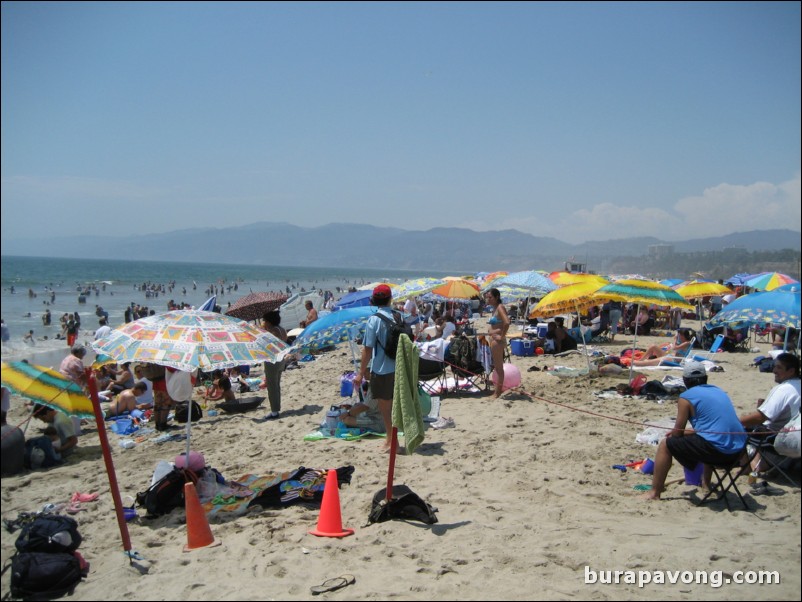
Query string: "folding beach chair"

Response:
xmin=447 ymin=334 xmax=489 ymax=394
xmin=418 ymin=357 xmax=449 ymax=398
xmin=747 ymin=433 xmax=800 ymax=487
xmin=691 ymin=334 xmax=725 ymax=362
xmin=697 ymin=451 xmax=752 ymax=512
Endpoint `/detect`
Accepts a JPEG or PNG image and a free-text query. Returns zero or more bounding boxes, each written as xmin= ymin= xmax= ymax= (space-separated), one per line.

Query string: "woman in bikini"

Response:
xmin=485 ymin=288 xmax=510 ymax=399
xmin=632 ymin=328 xmax=694 ymax=367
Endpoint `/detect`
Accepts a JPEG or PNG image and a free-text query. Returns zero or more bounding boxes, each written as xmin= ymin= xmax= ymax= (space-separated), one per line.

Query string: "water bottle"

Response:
xmin=325 ymin=409 xmax=339 ymax=435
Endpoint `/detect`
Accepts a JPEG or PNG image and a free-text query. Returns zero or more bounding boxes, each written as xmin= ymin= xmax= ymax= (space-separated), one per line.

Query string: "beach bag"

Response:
xmin=10 ymin=552 xmax=83 ymax=600
xmin=375 ymin=311 xmax=413 ymax=360
xmin=774 ymin=412 xmax=801 ymax=458
xmin=166 ymin=369 xmax=194 ymax=401
xmin=174 ymin=400 xmax=202 ymax=423
xmin=629 ymin=374 xmax=647 ymax=395
xmin=135 ymin=468 xmax=198 ymax=516
xmin=368 ymin=485 xmax=438 ymax=525
xmin=15 ymin=515 xmax=82 ymax=554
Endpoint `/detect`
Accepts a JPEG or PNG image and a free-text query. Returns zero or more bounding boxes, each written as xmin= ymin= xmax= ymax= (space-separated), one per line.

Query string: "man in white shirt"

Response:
xmin=94 ymin=318 xmax=112 ymax=341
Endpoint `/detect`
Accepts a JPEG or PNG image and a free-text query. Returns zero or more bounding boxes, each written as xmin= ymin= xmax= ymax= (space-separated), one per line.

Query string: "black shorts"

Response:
xmin=666 ymin=434 xmax=745 ymax=469
xmin=369 ymin=372 xmax=395 ymax=401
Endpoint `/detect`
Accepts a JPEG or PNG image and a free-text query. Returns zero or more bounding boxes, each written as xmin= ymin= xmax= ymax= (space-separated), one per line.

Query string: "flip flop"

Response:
xmin=65 ymin=503 xmax=86 ymax=515
xmin=310 ymin=574 xmax=355 ymax=596
xmin=71 ymin=492 xmax=99 ymax=503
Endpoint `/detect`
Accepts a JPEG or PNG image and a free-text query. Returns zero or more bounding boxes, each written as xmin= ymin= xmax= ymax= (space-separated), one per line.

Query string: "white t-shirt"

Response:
xmin=136 ymin=377 xmax=154 ymax=406
xmin=759 ymin=378 xmax=802 ymax=431
xmin=94 ymin=325 xmax=112 ymax=340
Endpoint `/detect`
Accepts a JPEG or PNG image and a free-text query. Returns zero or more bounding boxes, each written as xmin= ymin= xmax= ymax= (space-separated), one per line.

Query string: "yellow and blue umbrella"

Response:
xmin=593 ymin=279 xmax=694 ymax=311
xmin=1 ymin=361 xmax=94 ymax=418
xmin=707 ymin=289 xmax=800 ymax=330
xmin=392 ymin=278 xmax=445 ymax=303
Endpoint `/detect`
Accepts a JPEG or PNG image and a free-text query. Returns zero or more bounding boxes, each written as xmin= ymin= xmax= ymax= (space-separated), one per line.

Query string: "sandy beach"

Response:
xmin=1 ymin=319 xmax=800 ymax=601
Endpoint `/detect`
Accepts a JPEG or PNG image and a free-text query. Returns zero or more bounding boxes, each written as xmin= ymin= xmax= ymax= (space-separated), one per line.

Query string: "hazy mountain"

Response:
xmin=2 ymin=223 xmax=798 ymax=272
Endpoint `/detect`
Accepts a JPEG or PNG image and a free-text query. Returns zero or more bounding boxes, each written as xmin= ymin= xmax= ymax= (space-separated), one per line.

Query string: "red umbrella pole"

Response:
xmin=85 ymin=368 xmax=133 ymax=556
xmin=385 ymin=426 xmax=398 ymax=502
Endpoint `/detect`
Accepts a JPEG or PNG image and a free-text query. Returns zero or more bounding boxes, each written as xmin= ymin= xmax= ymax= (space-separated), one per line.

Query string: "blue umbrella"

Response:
xmin=494 ymin=271 xmax=557 ymax=295
xmin=198 ymin=295 xmax=217 ymax=311
xmin=333 ymin=289 xmax=373 ymax=310
xmin=707 ymin=289 xmax=800 ymax=330
xmin=291 ymin=306 xmax=379 ymax=352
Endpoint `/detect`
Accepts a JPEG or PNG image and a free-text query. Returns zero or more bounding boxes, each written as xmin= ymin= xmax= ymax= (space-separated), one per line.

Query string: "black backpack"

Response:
xmin=10 ymin=552 xmax=84 ymax=600
xmin=368 ymin=485 xmax=438 ymax=525
xmin=135 ymin=468 xmax=198 ymax=516
xmin=374 ymin=311 xmax=414 ymax=359
xmin=15 ymin=515 xmax=82 ymax=554
xmin=174 ymin=401 xmax=203 ymax=423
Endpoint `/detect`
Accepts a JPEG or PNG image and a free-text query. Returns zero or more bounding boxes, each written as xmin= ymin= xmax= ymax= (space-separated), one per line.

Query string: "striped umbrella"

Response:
xmin=392 ymin=277 xmax=445 ymax=303
xmin=743 ymin=272 xmax=799 ymax=292
xmin=430 ymin=278 xmax=481 ymax=300
xmin=1 ymin=361 xmax=94 ymax=418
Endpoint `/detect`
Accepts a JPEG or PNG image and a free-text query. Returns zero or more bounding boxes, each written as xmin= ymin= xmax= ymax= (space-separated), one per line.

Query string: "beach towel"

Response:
xmin=392 ymin=335 xmax=424 ymax=454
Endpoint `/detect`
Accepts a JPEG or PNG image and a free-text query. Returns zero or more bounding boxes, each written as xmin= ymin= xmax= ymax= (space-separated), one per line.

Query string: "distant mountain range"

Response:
xmin=2 ymin=222 xmax=799 ymax=273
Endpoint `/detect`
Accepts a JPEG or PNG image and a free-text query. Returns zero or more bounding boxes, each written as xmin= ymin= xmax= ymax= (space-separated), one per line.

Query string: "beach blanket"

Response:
xmin=303 ymin=428 xmax=386 ymax=441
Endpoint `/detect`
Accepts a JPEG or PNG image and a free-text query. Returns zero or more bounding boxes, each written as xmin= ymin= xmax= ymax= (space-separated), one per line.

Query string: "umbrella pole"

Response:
xmin=573 ymin=301 xmax=592 ymax=373
xmin=85 ymin=369 xmax=133 ymax=558
xmin=185 ymin=372 xmax=193 ymax=461
xmin=385 ymin=426 xmax=398 ymax=502
xmin=629 ymin=303 xmax=641 ymax=383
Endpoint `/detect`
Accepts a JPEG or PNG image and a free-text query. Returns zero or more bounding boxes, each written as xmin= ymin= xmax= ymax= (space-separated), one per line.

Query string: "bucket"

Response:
xmin=641 ymin=458 xmax=655 ymax=475
xmin=340 ymin=379 xmax=354 ymax=397
xmin=683 ymin=462 xmax=704 ymax=486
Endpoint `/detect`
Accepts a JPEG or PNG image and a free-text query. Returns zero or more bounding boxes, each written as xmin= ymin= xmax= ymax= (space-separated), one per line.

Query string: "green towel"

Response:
xmin=392 ymin=334 xmax=424 ymax=454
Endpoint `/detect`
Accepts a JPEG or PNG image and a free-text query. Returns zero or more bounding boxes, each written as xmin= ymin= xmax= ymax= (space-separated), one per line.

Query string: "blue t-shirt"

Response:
xmin=683 ymin=384 xmax=747 ymax=454
xmin=364 ymin=307 xmax=396 ymax=376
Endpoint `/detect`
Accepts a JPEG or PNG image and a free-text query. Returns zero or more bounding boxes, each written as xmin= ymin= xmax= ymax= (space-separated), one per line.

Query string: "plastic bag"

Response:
xmin=774 ymin=412 xmax=801 ymax=458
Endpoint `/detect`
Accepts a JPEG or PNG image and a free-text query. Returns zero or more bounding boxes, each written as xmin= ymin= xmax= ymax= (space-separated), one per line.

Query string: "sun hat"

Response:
xmin=372 ymin=284 xmax=392 ymax=301
xmin=682 ymin=361 xmax=706 ymax=379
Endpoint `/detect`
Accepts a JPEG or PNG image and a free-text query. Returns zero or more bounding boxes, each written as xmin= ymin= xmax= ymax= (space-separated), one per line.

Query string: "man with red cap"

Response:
xmin=353 ymin=284 xmax=399 ymax=451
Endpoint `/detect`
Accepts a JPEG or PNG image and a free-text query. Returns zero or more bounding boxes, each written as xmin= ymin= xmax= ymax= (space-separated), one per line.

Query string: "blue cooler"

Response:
xmin=536 ymin=324 xmax=548 ymax=338
xmin=511 ymin=339 xmax=535 ymax=357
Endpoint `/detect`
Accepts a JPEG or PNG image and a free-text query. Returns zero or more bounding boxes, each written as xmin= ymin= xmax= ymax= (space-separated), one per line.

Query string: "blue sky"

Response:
xmin=2 ymin=1 xmax=800 ymax=245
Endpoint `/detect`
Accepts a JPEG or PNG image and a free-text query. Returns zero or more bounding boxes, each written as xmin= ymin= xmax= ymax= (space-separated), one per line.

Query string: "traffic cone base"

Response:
xmin=183 ymin=482 xmax=222 ymax=552
xmin=309 ymin=469 xmax=354 ymax=538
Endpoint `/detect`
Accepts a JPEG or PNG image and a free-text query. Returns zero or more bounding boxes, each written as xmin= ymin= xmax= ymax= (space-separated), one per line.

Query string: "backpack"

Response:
xmin=135 ymin=468 xmax=198 ymax=516
xmin=174 ymin=401 xmax=203 ymax=423
xmin=15 ymin=515 xmax=82 ymax=554
xmin=10 ymin=552 xmax=84 ymax=600
xmin=374 ymin=311 xmax=414 ymax=360
xmin=368 ymin=485 xmax=438 ymax=525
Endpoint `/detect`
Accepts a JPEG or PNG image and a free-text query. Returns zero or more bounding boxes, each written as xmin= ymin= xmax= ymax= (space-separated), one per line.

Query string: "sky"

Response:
xmin=2 ymin=1 xmax=800 ymax=245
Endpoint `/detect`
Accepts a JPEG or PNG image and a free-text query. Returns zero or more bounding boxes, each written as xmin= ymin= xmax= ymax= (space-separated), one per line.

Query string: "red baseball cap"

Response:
xmin=372 ymin=284 xmax=392 ymax=300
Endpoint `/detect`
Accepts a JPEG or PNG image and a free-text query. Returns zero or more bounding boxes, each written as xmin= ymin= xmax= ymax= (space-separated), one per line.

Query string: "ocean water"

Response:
xmin=1 ymin=255 xmax=446 ymax=363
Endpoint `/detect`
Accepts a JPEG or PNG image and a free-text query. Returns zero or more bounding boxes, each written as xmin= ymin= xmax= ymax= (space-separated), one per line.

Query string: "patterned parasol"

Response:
xmin=92 ymin=310 xmax=288 ymax=372
xmin=225 ymin=291 xmax=289 ymax=322
xmin=707 ymin=289 xmax=800 ymax=330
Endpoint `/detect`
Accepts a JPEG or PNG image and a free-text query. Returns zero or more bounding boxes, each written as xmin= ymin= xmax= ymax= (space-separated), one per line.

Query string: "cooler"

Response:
xmin=510 ymin=339 xmax=535 ymax=357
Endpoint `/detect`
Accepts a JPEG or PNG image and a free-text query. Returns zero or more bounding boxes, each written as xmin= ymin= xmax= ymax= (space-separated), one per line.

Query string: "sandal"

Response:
xmin=71 ymin=492 xmax=99 ymax=503
xmin=65 ymin=503 xmax=86 ymax=515
xmin=310 ymin=574 xmax=355 ymax=596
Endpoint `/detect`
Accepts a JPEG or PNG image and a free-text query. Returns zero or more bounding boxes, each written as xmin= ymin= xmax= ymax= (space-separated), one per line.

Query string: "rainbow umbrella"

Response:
xmin=743 ymin=272 xmax=799 ymax=292
xmin=1 ymin=361 xmax=94 ymax=419
xmin=92 ymin=309 xmax=287 ymax=372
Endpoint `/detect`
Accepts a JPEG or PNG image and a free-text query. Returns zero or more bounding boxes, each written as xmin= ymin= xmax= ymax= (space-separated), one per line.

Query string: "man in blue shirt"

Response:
xmin=354 ymin=284 xmax=398 ymax=452
xmin=644 ymin=361 xmax=747 ymax=501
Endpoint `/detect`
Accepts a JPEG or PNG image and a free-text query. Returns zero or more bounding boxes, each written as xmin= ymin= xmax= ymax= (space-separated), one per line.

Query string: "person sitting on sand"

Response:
xmin=105 ymin=382 xmax=148 ymax=417
xmin=632 ymin=328 xmax=694 ymax=367
xmin=43 ymin=426 xmax=63 ymax=461
xmin=552 ymin=317 xmax=577 ymax=353
xmin=299 ymin=300 xmax=318 ymax=328
xmin=643 ymin=362 xmax=747 ymax=501
xmin=339 ymin=383 xmax=386 ymax=433
xmin=32 ymin=404 xmax=79 ymax=458
xmin=208 ymin=376 xmax=237 ymax=404
xmin=108 ymin=362 xmax=135 ymax=395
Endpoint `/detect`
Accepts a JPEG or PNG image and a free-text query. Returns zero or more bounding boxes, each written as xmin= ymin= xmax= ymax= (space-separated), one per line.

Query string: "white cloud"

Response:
xmin=469 ymin=173 xmax=802 ymax=243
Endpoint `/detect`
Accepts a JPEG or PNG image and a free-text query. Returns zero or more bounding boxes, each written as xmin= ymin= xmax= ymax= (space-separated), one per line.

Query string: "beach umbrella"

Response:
xmin=391 ymin=277 xmax=445 ymax=303
xmin=707 ymin=288 xmax=800 ymax=331
xmin=332 ymin=289 xmax=373 ymax=310
xmin=529 ymin=280 xmax=609 ymax=372
xmin=495 ymin=271 xmax=557 ymax=295
xmin=659 ymin=278 xmax=685 ymax=288
xmin=1 ymin=361 xmax=94 ymax=419
xmin=676 ymin=280 xmax=734 ymax=329
xmin=593 ymin=279 xmax=694 ymax=379
xmin=357 ymin=281 xmax=399 ymax=291
xmin=743 ymin=272 xmax=799 ymax=292
xmin=773 ymin=283 xmax=800 ymax=293
xmin=198 ymin=295 xmax=217 ymax=311
xmin=549 ymin=272 xmax=607 ymax=288
xmin=495 ymin=285 xmax=538 ymax=304
xmin=430 ymin=279 xmax=481 ymax=300
xmin=93 ymin=309 xmax=287 ymax=372
xmin=291 ymin=306 xmax=379 ymax=353
xmin=225 ymin=291 xmax=289 ymax=322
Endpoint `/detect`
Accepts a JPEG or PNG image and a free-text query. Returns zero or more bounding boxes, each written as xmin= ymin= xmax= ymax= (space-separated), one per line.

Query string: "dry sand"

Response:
xmin=2 ymin=321 xmax=800 ymax=600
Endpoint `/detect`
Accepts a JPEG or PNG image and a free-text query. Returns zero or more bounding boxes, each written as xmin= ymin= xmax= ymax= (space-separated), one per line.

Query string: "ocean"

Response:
xmin=1 ymin=255 xmax=448 ymax=363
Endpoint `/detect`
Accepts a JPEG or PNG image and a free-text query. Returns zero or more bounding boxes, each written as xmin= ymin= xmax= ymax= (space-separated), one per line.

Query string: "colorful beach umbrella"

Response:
xmin=593 ymin=279 xmax=695 ymax=311
xmin=707 ymin=288 xmax=801 ymax=330
xmin=549 ymin=272 xmax=608 ymax=288
xmin=92 ymin=310 xmax=288 ymax=372
xmin=743 ymin=272 xmax=799 ymax=292
xmin=392 ymin=278 xmax=445 ymax=303
xmin=495 ymin=271 xmax=557 ymax=295
xmin=225 ymin=291 xmax=289 ymax=322
xmin=1 ymin=361 xmax=94 ymax=419
xmin=291 ymin=306 xmax=379 ymax=352
xmin=675 ymin=281 xmax=733 ymax=300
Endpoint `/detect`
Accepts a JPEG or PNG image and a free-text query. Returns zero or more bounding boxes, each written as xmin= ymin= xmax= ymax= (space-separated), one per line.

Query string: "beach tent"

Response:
xmin=279 ymin=291 xmax=324 ymax=329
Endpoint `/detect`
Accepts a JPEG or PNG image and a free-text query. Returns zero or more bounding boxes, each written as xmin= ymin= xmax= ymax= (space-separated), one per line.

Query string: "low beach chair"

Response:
xmin=697 ymin=449 xmax=752 ymax=512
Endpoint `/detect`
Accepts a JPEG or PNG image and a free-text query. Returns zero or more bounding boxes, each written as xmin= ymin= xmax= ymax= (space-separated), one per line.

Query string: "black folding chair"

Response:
xmin=747 ymin=433 xmax=799 ymax=487
xmin=697 ymin=450 xmax=752 ymax=512
xmin=418 ymin=357 xmax=449 ymax=398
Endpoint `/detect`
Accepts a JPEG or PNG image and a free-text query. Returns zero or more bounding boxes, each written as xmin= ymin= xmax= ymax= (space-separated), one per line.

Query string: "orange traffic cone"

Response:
xmin=309 ymin=469 xmax=354 ymax=538
xmin=183 ymin=482 xmax=222 ymax=552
